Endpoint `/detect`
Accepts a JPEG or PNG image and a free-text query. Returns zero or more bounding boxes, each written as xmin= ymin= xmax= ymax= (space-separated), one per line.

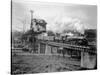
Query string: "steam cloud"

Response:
xmin=47 ymin=16 xmax=89 ymax=34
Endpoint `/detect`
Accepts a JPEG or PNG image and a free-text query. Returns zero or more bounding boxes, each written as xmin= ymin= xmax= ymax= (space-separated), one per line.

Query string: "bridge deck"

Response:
xmin=40 ymin=41 xmax=96 ymax=53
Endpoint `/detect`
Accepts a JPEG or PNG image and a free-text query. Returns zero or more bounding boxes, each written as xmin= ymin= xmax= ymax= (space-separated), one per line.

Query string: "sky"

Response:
xmin=12 ymin=0 xmax=97 ymax=34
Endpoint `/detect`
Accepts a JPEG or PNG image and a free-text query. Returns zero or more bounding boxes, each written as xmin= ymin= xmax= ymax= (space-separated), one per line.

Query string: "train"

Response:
xmin=37 ymin=35 xmax=88 ymax=46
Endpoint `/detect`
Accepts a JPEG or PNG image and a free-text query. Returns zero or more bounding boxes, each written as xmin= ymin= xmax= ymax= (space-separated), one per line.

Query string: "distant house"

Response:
xmin=61 ymin=32 xmax=74 ymax=37
xmin=84 ymin=29 xmax=97 ymax=45
xmin=85 ymin=29 xmax=96 ymax=39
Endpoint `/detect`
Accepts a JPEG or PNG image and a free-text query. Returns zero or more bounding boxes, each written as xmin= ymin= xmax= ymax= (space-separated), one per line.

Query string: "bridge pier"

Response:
xmin=38 ymin=43 xmax=46 ymax=54
xmin=44 ymin=44 xmax=60 ymax=55
xmin=81 ymin=51 xmax=96 ymax=69
xmin=38 ymin=43 xmax=40 ymax=54
xmin=45 ymin=44 xmax=52 ymax=55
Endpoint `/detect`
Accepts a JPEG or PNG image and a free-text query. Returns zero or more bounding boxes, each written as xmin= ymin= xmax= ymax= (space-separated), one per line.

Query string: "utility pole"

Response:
xmin=30 ymin=10 xmax=36 ymax=53
xmin=23 ymin=19 xmax=26 ymax=33
xmin=30 ymin=10 xmax=34 ymax=29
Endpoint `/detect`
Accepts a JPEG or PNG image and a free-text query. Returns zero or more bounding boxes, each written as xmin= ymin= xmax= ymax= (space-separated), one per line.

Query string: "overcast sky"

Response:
xmin=12 ymin=0 xmax=97 ymax=33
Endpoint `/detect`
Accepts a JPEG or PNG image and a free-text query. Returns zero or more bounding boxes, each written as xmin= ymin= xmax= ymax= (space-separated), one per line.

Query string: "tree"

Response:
xmin=47 ymin=30 xmax=55 ymax=36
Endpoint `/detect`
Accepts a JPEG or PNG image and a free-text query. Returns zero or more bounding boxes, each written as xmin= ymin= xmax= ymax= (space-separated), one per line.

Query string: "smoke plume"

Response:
xmin=47 ymin=16 xmax=88 ymax=34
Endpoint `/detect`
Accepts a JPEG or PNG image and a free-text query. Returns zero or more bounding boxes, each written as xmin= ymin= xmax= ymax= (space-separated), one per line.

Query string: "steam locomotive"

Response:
xmin=39 ymin=35 xmax=88 ymax=46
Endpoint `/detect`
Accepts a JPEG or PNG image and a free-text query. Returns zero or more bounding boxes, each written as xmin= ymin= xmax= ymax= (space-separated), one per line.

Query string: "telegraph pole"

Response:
xmin=30 ymin=10 xmax=34 ymax=29
xmin=30 ymin=10 xmax=36 ymax=53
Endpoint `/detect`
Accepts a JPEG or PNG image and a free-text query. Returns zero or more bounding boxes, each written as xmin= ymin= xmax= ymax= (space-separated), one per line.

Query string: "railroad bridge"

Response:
xmin=37 ymin=41 xmax=97 ymax=69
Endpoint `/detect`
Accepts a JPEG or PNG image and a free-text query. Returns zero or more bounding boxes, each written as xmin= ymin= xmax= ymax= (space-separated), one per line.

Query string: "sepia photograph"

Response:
xmin=11 ymin=0 xmax=97 ymax=74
